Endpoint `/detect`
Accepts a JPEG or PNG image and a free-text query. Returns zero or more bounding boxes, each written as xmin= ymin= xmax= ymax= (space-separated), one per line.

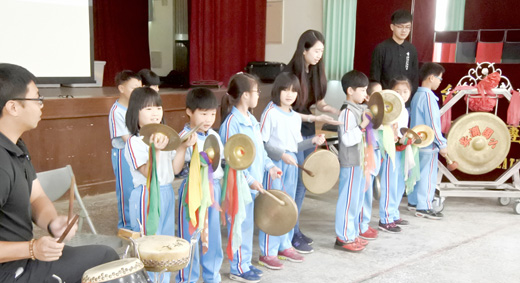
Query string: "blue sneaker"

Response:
xmin=291 ymin=235 xmax=314 ymax=254
xmin=249 ymin=265 xmax=264 ymax=276
xmin=229 ymin=270 xmax=261 ymax=283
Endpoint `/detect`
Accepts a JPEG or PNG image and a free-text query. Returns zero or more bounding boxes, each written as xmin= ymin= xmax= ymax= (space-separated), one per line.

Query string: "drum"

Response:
xmin=82 ymin=258 xmax=151 ymax=283
xmin=135 ymin=235 xmax=190 ymax=272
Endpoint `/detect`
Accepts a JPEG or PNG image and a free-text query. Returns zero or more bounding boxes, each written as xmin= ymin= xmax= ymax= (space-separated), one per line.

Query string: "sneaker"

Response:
xmin=278 ymin=248 xmax=304 ymax=263
xmin=300 ymin=232 xmax=314 ymax=245
xmin=355 ymin=237 xmax=369 ymax=246
xmin=378 ymin=221 xmax=402 ymax=233
xmin=415 ymin=209 xmax=443 ymax=220
xmin=407 ymin=203 xmax=417 ymax=211
xmin=258 ymin=255 xmax=283 ymax=270
xmin=292 ymin=235 xmax=314 ymax=254
xmin=229 ymin=270 xmax=261 ymax=283
xmin=394 ymin=218 xmax=410 ymax=225
xmin=334 ymin=237 xmax=365 ymax=252
xmin=359 ymin=226 xmax=378 ymax=240
xmin=249 ymin=265 xmax=263 ymax=277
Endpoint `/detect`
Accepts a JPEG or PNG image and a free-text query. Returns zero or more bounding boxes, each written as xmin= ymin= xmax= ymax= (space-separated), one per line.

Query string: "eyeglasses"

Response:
xmin=434 ymin=75 xmax=443 ymax=81
xmin=11 ymin=95 xmax=45 ymax=106
xmin=394 ymin=24 xmax=412 ymax=31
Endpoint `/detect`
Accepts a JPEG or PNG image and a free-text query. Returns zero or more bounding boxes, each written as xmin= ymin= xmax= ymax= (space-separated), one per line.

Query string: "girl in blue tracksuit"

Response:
xmin=219 ymin=73 xmax=282 ymax=283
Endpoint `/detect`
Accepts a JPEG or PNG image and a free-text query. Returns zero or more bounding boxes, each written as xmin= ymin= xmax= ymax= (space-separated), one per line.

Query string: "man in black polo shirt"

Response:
xmin=0 ymin=63 xmax=119 ymax=282
xmin=370 ymin=9 xmax=419 ymax=98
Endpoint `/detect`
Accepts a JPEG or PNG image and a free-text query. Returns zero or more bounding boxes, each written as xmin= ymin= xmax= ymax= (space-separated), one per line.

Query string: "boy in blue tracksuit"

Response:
xmin=334 ymin=70 xmax=371 ymax=252
xmin=176 ymin=88 xmax=224 ymax=283
xmin=409 ymin=63 xmax=447 ymax=219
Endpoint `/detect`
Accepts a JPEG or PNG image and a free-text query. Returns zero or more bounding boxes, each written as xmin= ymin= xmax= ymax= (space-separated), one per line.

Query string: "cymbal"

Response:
xmin=254 ymin=190 xmax=297 ymax=236
xmin=180 ymin=123 xmax=204 ymax=143
xmin=411 ymin=125 xmax=435 ymax=148
xmin=378 ymin=90 xmax=404 ymax=125
xmin=373 ymin=176 xmax=381 ymax=201
xmin=203 ymin=135 xmax=221 ymax=171
xmin=224 ymin=134 xmax=256 ymax=170
xmin=140 ymin=123 xmax=180 ymax=151
xmin=302 ymin=149 xmax=340 ymax=194
xmin=400 ymin=127 xmax=422 ymax=144
xmin=367 ymin=92 xmax=384 ymax=129
xmin=447 ymin=112 xmax=510 ymax=175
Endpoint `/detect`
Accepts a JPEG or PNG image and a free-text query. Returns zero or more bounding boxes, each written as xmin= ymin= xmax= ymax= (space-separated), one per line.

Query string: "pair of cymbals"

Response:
xmin=203 ymin=135 xmax=221 ymax=171
xmin=400 ymin=127 xmax=422 ymax=145
xmin=367 ymin=92 xmax=385 ymax=129
xmin=224 ymin=134 xmax=256 ymax=170
xmin=373 ymin=90 xmax=405 ymax=125
xmin=411 ymin=125 xmax=435 ymax=148
xmin=140 ymin=124 xmax=180 ymax=151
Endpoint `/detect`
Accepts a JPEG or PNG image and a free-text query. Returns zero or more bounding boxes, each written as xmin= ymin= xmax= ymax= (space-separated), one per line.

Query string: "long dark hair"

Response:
xmin=220 ymin=72 xmax=258 ymax=120
xmin=271 ymin=72 xmax=300 ymax=107
xmin=125 ymin=87 xmax=164 ymax=135
xmin=286 ymin=30 xmax=327 ymax=111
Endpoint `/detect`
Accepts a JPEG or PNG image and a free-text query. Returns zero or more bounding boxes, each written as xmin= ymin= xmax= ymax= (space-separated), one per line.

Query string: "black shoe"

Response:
xmin=394 ymin=218 xmax=410 ymax=225
xmin=415 ymin=209 xmax=443 ymax=220
xmin=378 ymin=221 xmax=401 ymax=233
xmin=300 ymin=232 xmax=314 ymax=245
xmin=407 ymin=203 xmax=417 ymax=212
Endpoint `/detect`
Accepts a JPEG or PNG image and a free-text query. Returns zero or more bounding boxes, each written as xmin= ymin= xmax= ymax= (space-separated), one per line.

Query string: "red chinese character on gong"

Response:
xmin=459 ymin=136 xmax=471 ymax=147
xmin=482 ymin=127 xmax=494 ymax=139
xmin=469 ymin=126 xmax=481 ymax=137
xmin=488 ymin=138 xmax=498 ymax=149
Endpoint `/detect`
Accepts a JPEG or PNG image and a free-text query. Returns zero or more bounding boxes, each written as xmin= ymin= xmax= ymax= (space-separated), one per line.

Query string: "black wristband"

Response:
xmin=47 ymin=222 xmax=55 ymax=237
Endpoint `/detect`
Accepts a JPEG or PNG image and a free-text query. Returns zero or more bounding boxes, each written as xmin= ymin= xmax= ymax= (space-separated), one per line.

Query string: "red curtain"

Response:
xmin=190 ymin=0 xmax=266 ymax=85
xmin=93 ymin=0 xmax=151 ymax=86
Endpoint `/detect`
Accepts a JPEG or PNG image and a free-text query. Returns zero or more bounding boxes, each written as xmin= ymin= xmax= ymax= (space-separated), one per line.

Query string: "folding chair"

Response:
xmin=37 ymin=165 xmax=122 ymax=250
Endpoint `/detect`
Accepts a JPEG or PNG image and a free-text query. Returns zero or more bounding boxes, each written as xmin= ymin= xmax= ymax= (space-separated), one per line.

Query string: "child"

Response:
xmin=378 ymin=76 xmax=412 ymax=233
xmin=108 ymin=70 xmax=142 ymax=229
xmin=335 ymin=70 xmax=370 ymax=252
xmin=176 ymin=87 xmax=224 ymax=283
xmin=358 ymin=81 xmax=382 ymax=240
xmin=409 ymin=63 xmax=447 ymax=219
xmin=138 ymin=69 xmax=161 ymax=92
xmin=258 ymin=72 xmax=325 ymax=270
xmin=219 ymin=73 xmax=281 ymax=283
xmin=124 ymin=87 xmax=196 ymax=283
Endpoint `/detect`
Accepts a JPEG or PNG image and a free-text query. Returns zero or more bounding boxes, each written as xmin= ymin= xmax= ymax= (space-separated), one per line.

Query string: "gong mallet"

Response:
xmin=444 ymin=154 xmax=458 ymax=171
xmin=264 ymin=190 xmax=286 ymax=206
xmin=297 ymin=164 xmax=315 ymax=177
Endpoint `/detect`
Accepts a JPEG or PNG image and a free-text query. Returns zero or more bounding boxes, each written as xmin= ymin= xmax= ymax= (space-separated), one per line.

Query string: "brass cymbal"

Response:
xmin=203 ymin=135 xmax=221 ymax=171
xmin=400 ymin=127 xmax=422 ymax=144
xmin=254 ymin=190 xmax=298 ymax=236
xmin=378 ymin=90 xmax=404 ymax=125
xmin=447 ymin=112 xmax=510 ymax=175
xmin=180 ymin=123 xmax=203 ymax=143
xmin=411 ymin=125 xmax=435 ymax=148
xmin=224 ymin=134 xmax=256 ymax=170
xmin=140 ymin=123 xmax=180 ymax=151
xmin=367 ymin=92 xmax=384 ymax=129
xmin=373 ymin=176 xmax=381 ymax=201
xmin=302 ymin=149 xmax=340 ymax=194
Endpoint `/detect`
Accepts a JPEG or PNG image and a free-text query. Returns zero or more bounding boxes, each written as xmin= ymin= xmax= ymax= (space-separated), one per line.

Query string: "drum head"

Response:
xmin=302 ymin=150 xmax=340 ymax=194
xmin=136 ymin=235 xmax=190 ymax=272
xmin=82 ymin=258 xmax=150 ymax=283
xmin=254 ymin=190 xmax=298 ymax=236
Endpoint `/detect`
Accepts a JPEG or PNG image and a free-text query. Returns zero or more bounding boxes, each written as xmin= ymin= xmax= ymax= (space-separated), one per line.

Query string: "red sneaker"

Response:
xmin=259 ymin=255 xmax=284 ymax=270
xmin=278 ymin=248 xmax=304 ymax=263
xmin=359 ymin=226 xmax=378 ymax=240
xmin=334 ymin=237 xmax=365 ymax=252
xmin=355 ymin=237 xmax=369 ymax=246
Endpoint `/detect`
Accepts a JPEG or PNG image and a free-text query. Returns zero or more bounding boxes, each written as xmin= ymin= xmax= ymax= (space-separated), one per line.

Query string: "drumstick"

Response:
xmin=68 ymin=175 xmax=76 ymax=223
xmin=57 ymin=214 xmax=79 ymax=243
xmin=297 ymin=164 xmax=315 ymax=177
xmin=264 ymin=191 xmax=286 ymax=206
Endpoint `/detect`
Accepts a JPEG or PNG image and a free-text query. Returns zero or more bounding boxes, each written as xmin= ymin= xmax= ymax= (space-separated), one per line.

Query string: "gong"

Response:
xmin=377 ymin=90 xmax=404 ymax=125
xmin=224 ymin=134 xmax=256 ymax=170
xmin=367 ymin=92 xmax=385 ymax=129
xmin=302 ymin=149 xmax=340 ymax=194
xmin=447 ymin=112 xmax=511 ymax=175
xmin=203 ymin=135 xmax=221 ymax=171
xmin=254 ymin=190 xmax=298 ymax=236
xmin=140 ymin=124 xmax=180 ymax=151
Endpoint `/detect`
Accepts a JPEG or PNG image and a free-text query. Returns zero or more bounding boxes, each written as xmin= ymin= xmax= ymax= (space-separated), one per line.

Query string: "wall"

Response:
xmin=265 ymin=0 xmax=323 ymax=64
xmin=148 ymin=0 xmax=174 ymax=76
